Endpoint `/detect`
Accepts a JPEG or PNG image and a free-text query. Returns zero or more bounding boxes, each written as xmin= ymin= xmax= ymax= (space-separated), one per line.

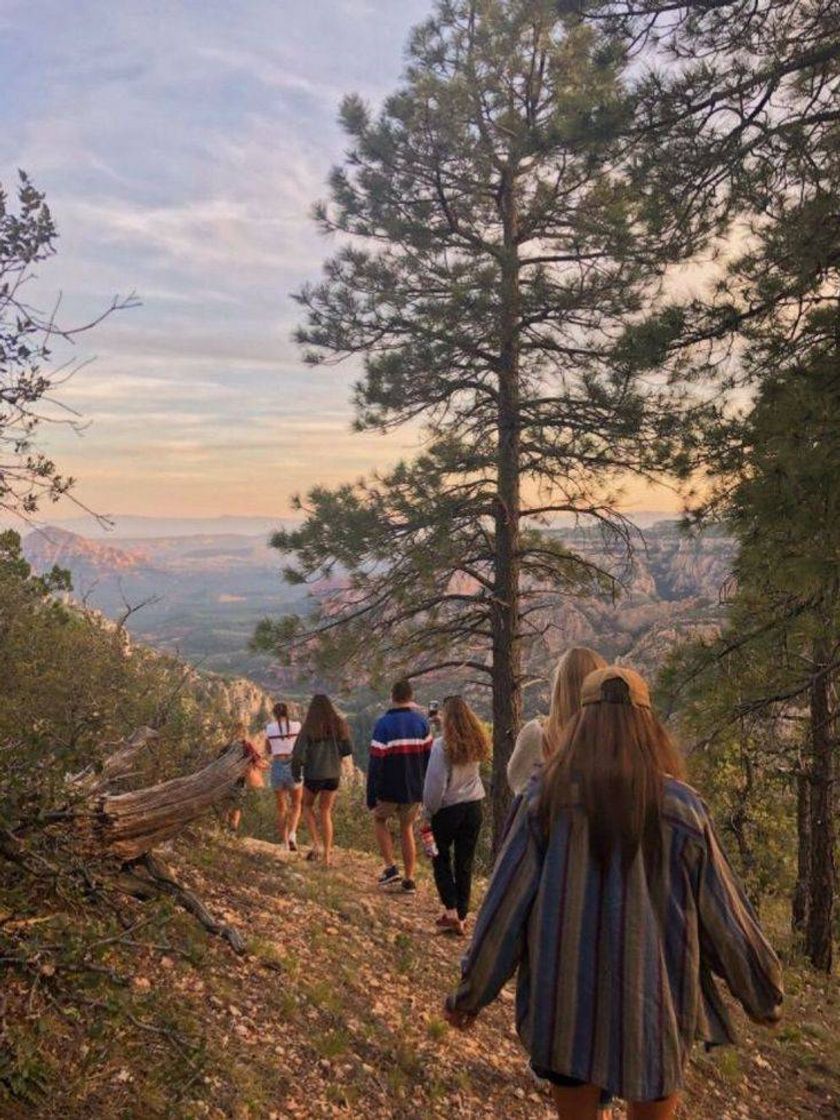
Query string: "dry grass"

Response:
xmin=4 ymin=823 xmax=838 ymax=1119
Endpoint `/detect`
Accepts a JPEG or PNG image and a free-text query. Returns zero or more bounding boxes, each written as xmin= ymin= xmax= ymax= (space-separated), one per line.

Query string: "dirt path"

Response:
xmin=167 ymin=835 xmax=838 ymax=1120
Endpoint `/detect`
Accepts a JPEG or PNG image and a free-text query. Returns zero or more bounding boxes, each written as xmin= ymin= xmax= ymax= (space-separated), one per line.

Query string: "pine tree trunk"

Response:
xmin=805 ymin=654 xmax=836 ymax=971
xmin=792 ymin=766 xmax=811 ymax=935
xmin=490 ymin=166 xmax=522 ymax=853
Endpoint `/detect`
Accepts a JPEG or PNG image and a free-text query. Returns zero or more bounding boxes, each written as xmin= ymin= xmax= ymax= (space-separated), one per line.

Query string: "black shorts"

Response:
xmin=304 ymin=778 xmax=339 ymax=794
xmin=530 ymin=1065 xmax=613 ymax=1108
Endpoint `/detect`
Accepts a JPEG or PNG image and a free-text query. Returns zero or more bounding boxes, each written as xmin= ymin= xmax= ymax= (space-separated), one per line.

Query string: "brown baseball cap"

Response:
xmin=580 ymin=666 xmax=652 ymax=709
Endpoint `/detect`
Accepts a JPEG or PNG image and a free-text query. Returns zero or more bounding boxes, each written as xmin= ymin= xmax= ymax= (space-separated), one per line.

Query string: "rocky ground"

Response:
xmin=140 ymin=833 xmax=839 ymax=1120
xmin=9 ymin=828 xmax=835 ymax=1120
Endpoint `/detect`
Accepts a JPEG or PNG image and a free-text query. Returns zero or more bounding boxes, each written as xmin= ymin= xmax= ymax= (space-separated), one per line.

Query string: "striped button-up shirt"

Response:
xmin=450 ymin=778 xmax=783 ymax=1103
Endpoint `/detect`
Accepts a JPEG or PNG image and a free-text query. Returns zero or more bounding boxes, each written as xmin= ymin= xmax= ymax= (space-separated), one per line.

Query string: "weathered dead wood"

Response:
xmin=95 ymin=744 xmax=251 ymax=860
xmin=128 ymin=854 xmax=247 ymax=953
xmin=9 ymin=734 xmax=255 ymax=957
xmin=87 ymin=739 xmax=255 ymax=953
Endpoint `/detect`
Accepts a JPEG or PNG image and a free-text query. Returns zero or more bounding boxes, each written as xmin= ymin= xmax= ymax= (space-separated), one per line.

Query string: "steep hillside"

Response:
xmin=22 ymin=528 xmax=308 ymax=684
xmin=10 ymin=831 xmax=832 ymax=1119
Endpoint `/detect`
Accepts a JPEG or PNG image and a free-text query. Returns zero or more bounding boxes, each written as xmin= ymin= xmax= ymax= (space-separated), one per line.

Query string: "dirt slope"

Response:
xmin=149 ymin=834 xmax=839 ymax=1120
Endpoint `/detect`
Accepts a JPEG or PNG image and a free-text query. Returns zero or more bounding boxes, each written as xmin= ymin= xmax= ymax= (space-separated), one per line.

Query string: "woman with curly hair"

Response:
xmin=423 ymin=695 xmax=490 ymax=935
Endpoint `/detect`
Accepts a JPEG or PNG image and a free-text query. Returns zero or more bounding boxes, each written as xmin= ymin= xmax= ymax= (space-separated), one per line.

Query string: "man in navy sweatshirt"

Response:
xmin=367 ymin=679 xmax=433 ymax=892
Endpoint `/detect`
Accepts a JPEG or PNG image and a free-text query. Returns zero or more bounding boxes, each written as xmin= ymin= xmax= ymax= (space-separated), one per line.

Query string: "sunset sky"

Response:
xmin=1 ymin=0 xmax=681 ymax=524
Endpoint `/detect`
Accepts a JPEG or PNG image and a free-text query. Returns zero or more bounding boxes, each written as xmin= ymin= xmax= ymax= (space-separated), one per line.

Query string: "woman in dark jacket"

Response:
xmin=291 ymin=693 xmax=353 ymax=866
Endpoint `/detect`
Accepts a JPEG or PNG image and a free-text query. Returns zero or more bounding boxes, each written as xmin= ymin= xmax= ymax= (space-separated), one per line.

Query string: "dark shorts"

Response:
xmin=304 ymin=778 xmax=339 ymax=794
xmin=530 ymin=1065 xmax=613 ymax=1108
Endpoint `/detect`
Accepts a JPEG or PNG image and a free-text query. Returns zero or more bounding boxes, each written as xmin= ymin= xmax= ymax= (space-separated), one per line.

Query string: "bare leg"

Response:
xmin=628 ymin=1096 xmax=679 ymax=1120
xmin=302 ymin=788 xmax=321 ymax=855
xmin=289 ymin=785 xmax=303 ymax=843
xmin=400 ymin=820 xmax=416 ymax=882
xmin=373 ymin=815 xmax=396 ymax=868
xmin=319 ymin=791 xmax=338 ymax=866
xmin=228 ymin=808 xmax=241 ymax=832
xmin=551 ymin=1084 xmax=602 ymax=1120
xmin=274 ymin=789 xmax=289 ymax=842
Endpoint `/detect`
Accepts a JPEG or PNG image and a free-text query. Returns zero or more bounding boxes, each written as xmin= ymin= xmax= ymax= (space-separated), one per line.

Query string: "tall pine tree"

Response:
xmin=260 ymin=0 xmax=709 ymax=840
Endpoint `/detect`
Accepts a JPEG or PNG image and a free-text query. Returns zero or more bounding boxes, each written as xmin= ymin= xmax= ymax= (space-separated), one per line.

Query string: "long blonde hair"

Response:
xmin=542 ymin=646 xmax=607 ymax=759
xmin=441 ymin=696 xmax=491 ymax=766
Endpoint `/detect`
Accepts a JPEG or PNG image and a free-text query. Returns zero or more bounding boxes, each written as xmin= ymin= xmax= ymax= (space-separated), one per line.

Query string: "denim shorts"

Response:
xmin=270 ymin=757 xmax=300 ymax=791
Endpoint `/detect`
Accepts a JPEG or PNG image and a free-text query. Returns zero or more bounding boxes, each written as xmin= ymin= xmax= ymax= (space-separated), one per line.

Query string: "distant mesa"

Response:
xmin=23 ymin=527 xmax=154 ymax=575
xmin=37 ymin=514 xmax=293 ymax=540
xmin=19 ymin=519 xmax=734 ymax=698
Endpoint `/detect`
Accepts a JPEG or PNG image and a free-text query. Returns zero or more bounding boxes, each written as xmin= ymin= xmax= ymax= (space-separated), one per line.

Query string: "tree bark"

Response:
xmin=792 ymin=764 xmax=811 ymax=935
xmin=491 ymin=163 xmax=523 ymax=852
xmin=805 ymin=655 xmax=836 ymax=971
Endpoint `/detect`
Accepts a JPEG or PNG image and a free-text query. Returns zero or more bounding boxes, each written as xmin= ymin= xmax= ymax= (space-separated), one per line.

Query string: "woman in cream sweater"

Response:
xmin=507 ymin=647 xmax=607 ymax=796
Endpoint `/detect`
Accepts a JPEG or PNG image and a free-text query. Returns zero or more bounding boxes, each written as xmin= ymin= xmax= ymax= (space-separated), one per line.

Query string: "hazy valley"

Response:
xmin=23 ymin=519 xmax=736 ymax=711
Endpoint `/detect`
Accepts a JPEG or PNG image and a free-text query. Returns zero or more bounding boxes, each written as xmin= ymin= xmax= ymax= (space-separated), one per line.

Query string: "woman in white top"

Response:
xmin=506 ymin=647 xmax=607 ymax=796
xmin=265 ymin=701 xmax=302 ymax=851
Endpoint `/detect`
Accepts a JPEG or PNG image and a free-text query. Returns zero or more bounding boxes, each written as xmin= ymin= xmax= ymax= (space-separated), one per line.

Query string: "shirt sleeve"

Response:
xmin=366 ymin=719 xmax=385 ymax=810
xmin=693 ymin=812 xmax=784 ymax=1025
xmin=423 ymin=740 xmax=448 ymax=816
xmin=448 ymin=797 xmax=542 ymax=1016
xmin=291 ymin=732 xmax=307 ymax=783
xmin=506 ymin=720 xmax=544 ymax=796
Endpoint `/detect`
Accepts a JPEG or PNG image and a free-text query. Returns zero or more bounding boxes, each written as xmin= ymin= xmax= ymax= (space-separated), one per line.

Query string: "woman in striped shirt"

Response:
xmin=445 ymin=666 xmax=783 ymax=1120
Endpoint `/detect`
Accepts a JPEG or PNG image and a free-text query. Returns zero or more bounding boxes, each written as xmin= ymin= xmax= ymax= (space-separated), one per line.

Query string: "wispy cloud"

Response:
xmin=0 ymin=1 xmax=679 ymax=522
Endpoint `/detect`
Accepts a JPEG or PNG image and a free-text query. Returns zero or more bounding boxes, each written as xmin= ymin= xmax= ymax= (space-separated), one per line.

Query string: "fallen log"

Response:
xmin=94 ymin=743 xmax=251 ymax=860
xmin=71 ymin=736 xmax=256 ymax=951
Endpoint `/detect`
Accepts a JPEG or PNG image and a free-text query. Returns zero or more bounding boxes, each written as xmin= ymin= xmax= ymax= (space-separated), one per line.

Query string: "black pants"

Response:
xmin=431 ymin=801 xmax=483 ymax=920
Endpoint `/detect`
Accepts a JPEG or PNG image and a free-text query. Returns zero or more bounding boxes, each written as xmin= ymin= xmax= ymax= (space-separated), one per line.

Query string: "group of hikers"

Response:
xmin=242 ymin=679 xmax=487 ymax=934
xmin=235 ymin=647 xmax=783 ymax=1120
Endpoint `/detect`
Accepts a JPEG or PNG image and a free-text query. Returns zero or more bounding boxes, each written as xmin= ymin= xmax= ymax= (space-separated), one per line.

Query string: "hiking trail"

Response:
xmin=144 ymin=833 xmax=840 ymax=1120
